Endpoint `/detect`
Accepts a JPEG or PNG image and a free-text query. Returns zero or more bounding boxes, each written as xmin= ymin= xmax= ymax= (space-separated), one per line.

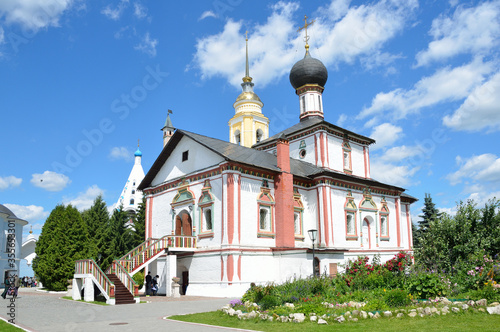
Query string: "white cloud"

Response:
xmin=3 ymin=204 xmax=49 ymax=222
xmin=443 ymin=71 xmax=500 ymax=132
xmin=416 ymin=1 xmax=500 ymax=66
xmin=134 ymin=32 xmax=157 ymax=57
xmin=62 ymin=185 xmax=105 ymax=211
xmin=192 ymin=0 xmax=418 ymax=88
xmin=370 ymin=160 xmax=419 ymax=187
xmin=0 ymin=26 xmax=4 ymax=44
xmin=109 ymin=146 xmax=133 ymax=162
xmin=447 ymin=154 xmax=500 ymax=186
xmin=358 ymin=57 xmax=493 ymax=121
xmin=101 ymin=0 xmax=129 ymax=21
xmin=378 ymin=145 xmax=423 ymax=163
xmin=199 ymin=10 xmax=217 ymax=21
xmin=30 ymin=170 xmax=70 ymax=191
xmin=369 ymin=123 xmax=403 ymax=150
xmin=133 ymin=2 xmax=147 ymax=19
xmin=0 ymin=0 xmax=73 ymax=31
xmin=336 ymin=113 xmax=347 ymax=127
xmin=0 ymin=175 xmax=22 ymax=190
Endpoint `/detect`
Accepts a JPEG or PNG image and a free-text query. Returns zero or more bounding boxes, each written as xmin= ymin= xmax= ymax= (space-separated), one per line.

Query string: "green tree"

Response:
xmin=131 ymin=197 xmax=146 ymax=247
xmin=418 ymin=193 xmax=441 ymax=231
xmin=33 ymin=204 xmax=89 ymax=291
xmin=82 ymin=195 xmax=109 ymax=266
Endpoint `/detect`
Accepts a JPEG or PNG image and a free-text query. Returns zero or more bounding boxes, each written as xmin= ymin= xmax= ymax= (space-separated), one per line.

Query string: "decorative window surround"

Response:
xmin=293 ymin=188 xmax=305 ymax=241
xmin=344 ymin=190 xmax=358 ymax=240
xmin=257 ymin=181 xmax=275 ymax=238
xmin=342 ymin=140 xmax=352 ymax=174
xmin=379 ymin=197 xmax=390 ymax=241
xmin=198 ymin=179 xmax=215 ymax=238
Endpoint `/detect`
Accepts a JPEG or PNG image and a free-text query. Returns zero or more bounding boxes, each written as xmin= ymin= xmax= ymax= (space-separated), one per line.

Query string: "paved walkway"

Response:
xmin=0 ymin=288 xmax=243 ymax=332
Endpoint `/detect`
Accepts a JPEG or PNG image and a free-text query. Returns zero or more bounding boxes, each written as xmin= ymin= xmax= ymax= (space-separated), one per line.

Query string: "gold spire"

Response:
xmin=298 ymin=15 xmax=315 ymax=53
xmin=30 ymin=225 xmax=33 ymax=234
xmin=242 ymin=31 xmax=252 ymax=83
xmin=137 ymin=139 xmax=140 ymax=148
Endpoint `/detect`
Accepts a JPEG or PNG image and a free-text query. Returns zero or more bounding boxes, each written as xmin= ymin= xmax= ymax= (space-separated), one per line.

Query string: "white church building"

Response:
xmin=74 ymin=29 xmax=416 ymax=302
xmin=135 ymin=37 xmax=416 ymax=297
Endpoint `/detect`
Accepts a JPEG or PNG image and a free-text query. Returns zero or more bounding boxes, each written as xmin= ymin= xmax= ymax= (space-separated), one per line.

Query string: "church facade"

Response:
xmin=136 ymin=32 xmax=416 ymax=297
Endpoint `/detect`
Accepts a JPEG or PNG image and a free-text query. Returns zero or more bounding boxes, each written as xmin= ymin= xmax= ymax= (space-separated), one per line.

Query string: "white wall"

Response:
xmin=151 ymin=137 xmax=224 ymax=186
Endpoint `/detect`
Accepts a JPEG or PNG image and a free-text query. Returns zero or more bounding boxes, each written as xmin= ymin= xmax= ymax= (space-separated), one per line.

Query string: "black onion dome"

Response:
xmin=289 ymin=52 xmax=328 ymax=90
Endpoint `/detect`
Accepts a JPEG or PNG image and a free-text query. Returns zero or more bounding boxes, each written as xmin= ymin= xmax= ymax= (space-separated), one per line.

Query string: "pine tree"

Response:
xmin=82 ymin=195 xmax=109 ymax=265
xmin=418 ymin=193 xmax=441 ymax=231
xmin=131 ymin=197 xmax=146 ymax=247
xmin=32 ymin=204 xmax=89 ymax=291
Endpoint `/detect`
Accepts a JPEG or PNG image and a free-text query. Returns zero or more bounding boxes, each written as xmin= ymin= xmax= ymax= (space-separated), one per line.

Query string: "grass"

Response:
xmin=0 ymin=320 xmax=24 ymax=331
xmin=61 ymin=296 xmax=109 ymax=305
xmin=169 ymin=310 xmax=500 ymax=332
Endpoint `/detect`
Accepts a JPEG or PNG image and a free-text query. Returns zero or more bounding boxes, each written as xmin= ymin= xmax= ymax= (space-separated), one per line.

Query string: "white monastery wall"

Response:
xmin=151 ymin=137 xmax=224 ymax=186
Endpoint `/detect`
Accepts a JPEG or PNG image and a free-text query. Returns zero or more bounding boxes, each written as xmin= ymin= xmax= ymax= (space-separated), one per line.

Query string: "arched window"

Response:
xmin=257 ymin=184 xmax=275 ymax=237
xmin=234 ymin=130 xmax=241 ymax=145
xmin=344 ymin=191 xmax=358 ymax=240
xmin=256 ymin=129 xmax=264 ymax=143
xmin=198 ymin=179 xmax=214 ymax=237
xmin=379 ymin=198 xmax=390 ymax=241
xmin=131 ymin=189 xmax=135 ymax=194
xmin=342 ymin=141 xmax=352 ymax=172
xmin=130 ymin=199 xmax=134 ymax=205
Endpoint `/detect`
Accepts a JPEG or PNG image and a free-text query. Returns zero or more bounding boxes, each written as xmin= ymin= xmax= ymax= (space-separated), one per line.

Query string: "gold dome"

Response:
xmin=235 ymin=91 xmax=262 ymax=103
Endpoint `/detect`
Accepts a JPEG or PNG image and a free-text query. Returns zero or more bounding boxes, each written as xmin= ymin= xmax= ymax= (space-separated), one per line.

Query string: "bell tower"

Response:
xmin=228 ymin=32 xmax=269 ymax=147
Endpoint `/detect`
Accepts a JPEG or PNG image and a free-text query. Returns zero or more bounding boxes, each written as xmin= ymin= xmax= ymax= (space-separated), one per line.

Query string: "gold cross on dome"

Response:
xmin=245 ymin=30 xmax=248 ymax=41
xmin=137 ymin=139 xmax=140 ymax=147
xmin=297 ymin=15 xmax=315 ymax=47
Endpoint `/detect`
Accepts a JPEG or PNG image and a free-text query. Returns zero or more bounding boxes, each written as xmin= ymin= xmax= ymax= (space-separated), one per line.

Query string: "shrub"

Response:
xmin=363 ymin=297 xmax=388 ymax=311
xmin=406 ymin=270 xmax=450 ymax=299
xmin=384 ymin=289 xmax=411 ymax=307
xmin=133 ymin=270 xmax=144 ymax=289
xmin=260 ymin=295 xmax=281 ymax=310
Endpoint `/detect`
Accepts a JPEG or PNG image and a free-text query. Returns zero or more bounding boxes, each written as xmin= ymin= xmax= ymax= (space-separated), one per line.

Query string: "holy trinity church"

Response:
xmin=74 ymin=18 xmax=416 ymax=302
xmin=134 ymin=26 xmax=416 ymax=297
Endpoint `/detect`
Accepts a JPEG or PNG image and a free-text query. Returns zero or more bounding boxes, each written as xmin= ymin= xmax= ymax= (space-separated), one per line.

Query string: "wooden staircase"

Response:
xmin=106 ymin=274 xmax=135 ymax=305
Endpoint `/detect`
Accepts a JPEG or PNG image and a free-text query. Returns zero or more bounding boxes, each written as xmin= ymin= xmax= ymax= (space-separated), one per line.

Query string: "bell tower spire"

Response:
xmin=161 ymin=109 xmax=175 ymax=147
xmin=229 ymin=32 xmax=269 ymax=147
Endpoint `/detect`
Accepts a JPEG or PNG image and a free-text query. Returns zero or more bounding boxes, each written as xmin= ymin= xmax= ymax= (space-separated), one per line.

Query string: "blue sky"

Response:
xmin=1 ymin=0 xmax=500 ymax=275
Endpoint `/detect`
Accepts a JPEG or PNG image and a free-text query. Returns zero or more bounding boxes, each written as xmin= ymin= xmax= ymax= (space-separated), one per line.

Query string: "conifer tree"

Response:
xmin=82 ymin=195 xmax=109 ymax=265
xmin=33 ymin=204 xmax=89 ymax=291
xmin=418 ymin=193 xmax=441 ymax=231
xmin=131 ymin=197 xmax=146 ymax=247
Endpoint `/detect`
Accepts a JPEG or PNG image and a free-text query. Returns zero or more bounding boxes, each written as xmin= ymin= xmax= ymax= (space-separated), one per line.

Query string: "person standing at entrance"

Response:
xmin=145 ymin=271 xmax=152 ymax=296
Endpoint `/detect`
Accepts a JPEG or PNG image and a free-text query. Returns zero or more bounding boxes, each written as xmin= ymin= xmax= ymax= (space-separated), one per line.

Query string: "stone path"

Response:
xmin=0 ymin=288 xmax=244 ymax=332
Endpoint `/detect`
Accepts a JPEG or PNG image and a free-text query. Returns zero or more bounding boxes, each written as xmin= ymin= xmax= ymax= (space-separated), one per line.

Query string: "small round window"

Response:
xmin=299 ymin=149 xmax=306 ymax=159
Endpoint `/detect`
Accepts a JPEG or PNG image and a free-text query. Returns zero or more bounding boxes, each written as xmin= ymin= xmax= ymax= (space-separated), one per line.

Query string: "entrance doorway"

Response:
xmin=175 ymin=210 xmax=192 ymax=236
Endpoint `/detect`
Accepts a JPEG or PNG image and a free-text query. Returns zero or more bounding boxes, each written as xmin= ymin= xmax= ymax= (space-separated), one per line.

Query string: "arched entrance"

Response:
xmin=175 ymin=210 xmax=192 ymax=236
xmin=362 ymin=218 xmax=371 ymax=249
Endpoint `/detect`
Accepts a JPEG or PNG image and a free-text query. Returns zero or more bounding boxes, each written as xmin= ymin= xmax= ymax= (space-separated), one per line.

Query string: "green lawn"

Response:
xmin=169 ymin=310 xmax=500 ymax=332
xmin=0 ymin=320 xmax=23 ymax=331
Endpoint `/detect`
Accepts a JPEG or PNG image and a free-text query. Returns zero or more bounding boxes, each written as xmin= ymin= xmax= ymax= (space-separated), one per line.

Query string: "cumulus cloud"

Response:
xmin=369 ymin=123 xmax=403 ymax=150
xmin=109 ymin=146 xmax=133 ymax=162
xmin=62 ymin=185 xmax=105 ymax=211
xmin=446 ymin=154 xmax=500 ymax=185
xmin=30 ymin=171 xmax=70 ymax=191
xmin=370 ymin=160 xmax=419 ymax=187
xmin=101 ymin=0 xmax=129 ymax=21
xmin=192 ymin=0 xmax=418 ymax=88
xmin=0 ymin=0 xmax=73 ymax=31
xmin=358 ymin=58 xmax=493 ymax=121
xmin=134 ymin=32 xmax=157 ymax=57
xmin=0 ymin=176 xmax=22 ymax=190
xmin=199 ymin=10 xmax=217 ymax=21
xmin=3 ymin=204 xmax=49 ymax=222
xmin=416 ymin=1 xmax=500 ymax=66
xmin=377 ymin=145 xmax=424 ymax=163
xmin=443 ymin=71 xmax=500 ymax=132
